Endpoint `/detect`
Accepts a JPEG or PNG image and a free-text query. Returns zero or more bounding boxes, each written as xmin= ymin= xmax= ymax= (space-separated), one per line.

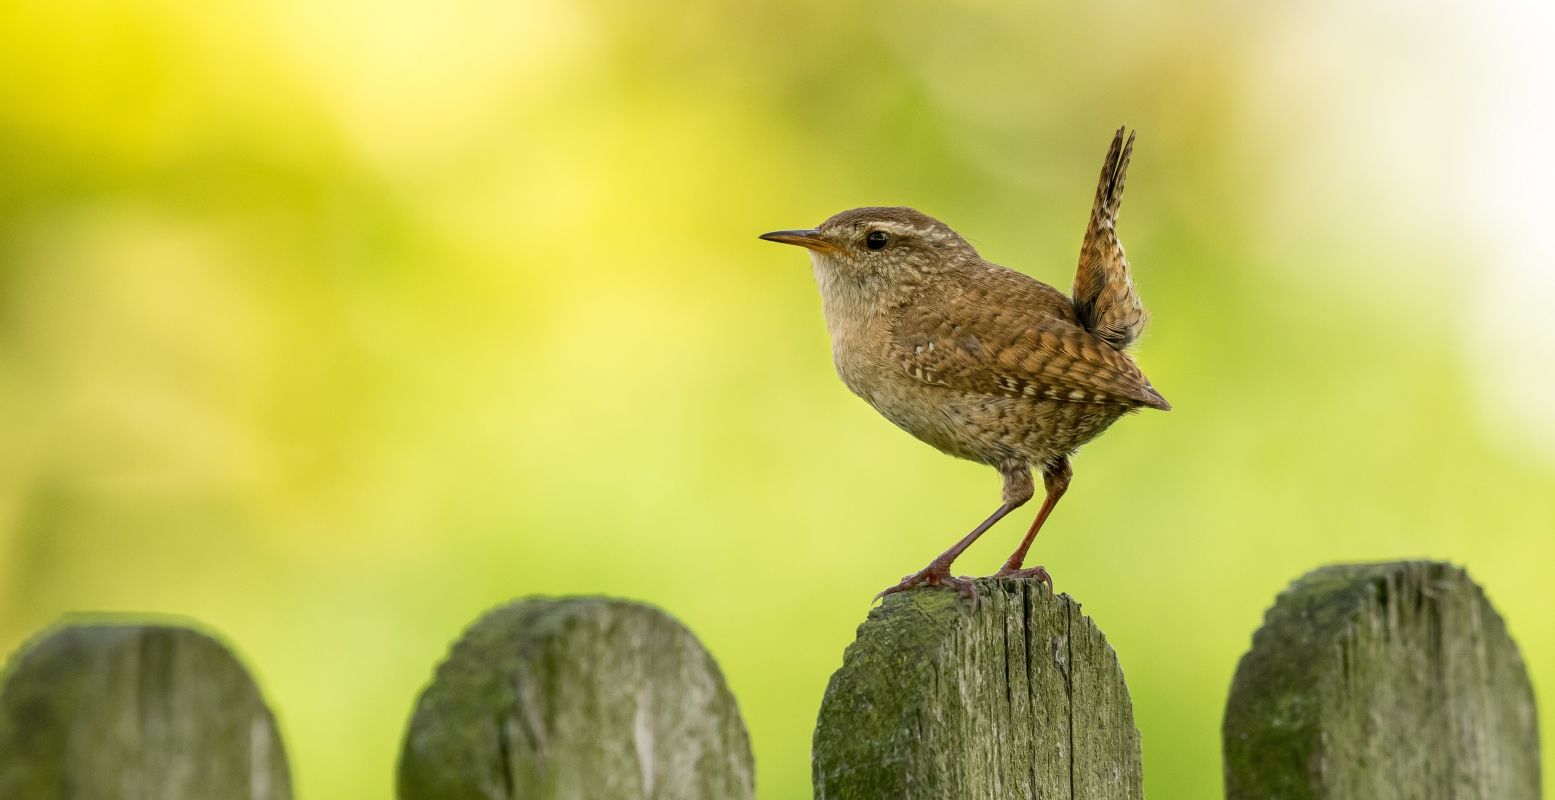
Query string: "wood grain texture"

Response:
xmin=813 ymin=578 xmax=1141 ymax=799
xmin=398 ymin=597 xmax=754 ymax=800
xmin=1223 ymin=561 xmax=1541 ymax=799
xmin=0 ymin=621 xmax=292 ymax=800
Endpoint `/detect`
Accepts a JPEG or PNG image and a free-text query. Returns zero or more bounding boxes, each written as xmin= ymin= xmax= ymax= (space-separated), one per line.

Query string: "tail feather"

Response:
xmin=1072 ymin=127 xmax=1149 ymax=351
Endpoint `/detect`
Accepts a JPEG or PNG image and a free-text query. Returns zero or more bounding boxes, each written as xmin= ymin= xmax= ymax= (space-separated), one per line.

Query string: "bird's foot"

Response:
xmin=874 ymin=563 xmax=978 ymax=605
xmin=993 ymin=564 xmax=1054 ymax=598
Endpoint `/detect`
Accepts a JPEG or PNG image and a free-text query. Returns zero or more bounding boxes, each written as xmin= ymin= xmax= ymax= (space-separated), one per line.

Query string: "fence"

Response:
xmin=0 ymin=561 xmax=1541 ymax=798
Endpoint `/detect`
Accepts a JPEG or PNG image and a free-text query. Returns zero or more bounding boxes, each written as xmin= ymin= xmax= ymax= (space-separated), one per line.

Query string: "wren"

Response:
xmin=761 ymin=128 xmax=1168 ymax=602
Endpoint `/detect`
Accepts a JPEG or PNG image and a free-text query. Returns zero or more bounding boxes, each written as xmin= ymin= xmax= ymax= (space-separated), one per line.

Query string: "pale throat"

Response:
xmin=809 ymin=251 xmax=879 ymax=339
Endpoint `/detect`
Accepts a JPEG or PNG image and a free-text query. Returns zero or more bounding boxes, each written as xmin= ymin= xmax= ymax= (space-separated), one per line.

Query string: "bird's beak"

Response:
xmin=759 ymin=229 xmax=837 ymax=254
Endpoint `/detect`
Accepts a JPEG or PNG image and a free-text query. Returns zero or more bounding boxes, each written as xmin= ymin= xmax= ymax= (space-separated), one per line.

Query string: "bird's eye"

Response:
xmin=865 ymin=230 xmax=889 ymax=251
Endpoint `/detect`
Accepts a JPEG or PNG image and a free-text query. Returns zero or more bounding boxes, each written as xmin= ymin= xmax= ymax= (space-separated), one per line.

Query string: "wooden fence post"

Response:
xmin=4 ymin=564 xmax=1537 ymax=799
xmin=1223 ymin=561 xmax=1541 ymax=799
xmin=398 ymin=596 xmax=754 ymax=800
xmin=0 ymin=620 xmax=292 ymax=800
xmin=813 ymin=577 xmax=1142 ymax=799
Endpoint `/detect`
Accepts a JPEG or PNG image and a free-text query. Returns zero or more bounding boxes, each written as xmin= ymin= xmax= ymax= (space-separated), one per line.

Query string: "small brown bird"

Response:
xmin=760 ymin=128 xmax=1168 ymax=602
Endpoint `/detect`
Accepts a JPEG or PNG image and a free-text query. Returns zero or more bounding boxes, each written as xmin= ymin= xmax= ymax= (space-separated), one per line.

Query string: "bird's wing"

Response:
xmin=1071 ymin=127 xmax=1149 ymax=351
xmin=891 ymin=289 xmax=1169 ymax=410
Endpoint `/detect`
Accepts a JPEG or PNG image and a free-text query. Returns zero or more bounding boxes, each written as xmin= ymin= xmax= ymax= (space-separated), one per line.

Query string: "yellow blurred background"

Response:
xmin=2 ymin=0 xmax=1551 ymax=797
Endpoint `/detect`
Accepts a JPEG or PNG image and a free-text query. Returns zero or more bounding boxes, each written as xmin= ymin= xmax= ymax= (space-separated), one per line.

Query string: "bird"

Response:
xmin=759 ymin=127 xmax=1168 ymax=603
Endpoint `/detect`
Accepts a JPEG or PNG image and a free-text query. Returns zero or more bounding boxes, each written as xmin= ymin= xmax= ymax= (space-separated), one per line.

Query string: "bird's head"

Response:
xmin=760 ymin=207 xmax=978 ymax=302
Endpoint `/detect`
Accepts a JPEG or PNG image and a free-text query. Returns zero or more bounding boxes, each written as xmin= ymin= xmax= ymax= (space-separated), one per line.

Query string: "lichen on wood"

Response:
xmin=1223 ymin=561 xmax=1541 ymax=799
xmin=812 ymin=577 xmax=1142 ymax=799
xmin=397 ymin=597 xmax=754 ymax=800
xmin=0 ymin=620 xmax=292 ymax=800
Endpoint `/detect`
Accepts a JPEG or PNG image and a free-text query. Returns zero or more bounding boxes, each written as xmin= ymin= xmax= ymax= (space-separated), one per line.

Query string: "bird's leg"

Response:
xmin=994 ymin=457 xmax=1072 ymax=594
xmin=875 ymin=465 xmax=1033 ymax=605
xmin=874 ymin=504 xmax=1016 ymax=603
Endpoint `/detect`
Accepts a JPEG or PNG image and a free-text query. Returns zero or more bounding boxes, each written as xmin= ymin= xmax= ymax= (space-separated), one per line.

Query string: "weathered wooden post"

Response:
xmin=1223 ymin=561 xmax=1541 ymax=799
xmin=0 ymin=620 xmax=292 ymax=800
xmin=398 ymin=596 xmax=754 ymax=800
xmin=813 ymin=577 xmax=1142 ymax=799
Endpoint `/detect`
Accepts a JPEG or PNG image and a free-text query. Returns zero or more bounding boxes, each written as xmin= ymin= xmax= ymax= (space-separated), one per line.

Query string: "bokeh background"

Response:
xmin=2 ymin=0 xmax=1552 ymax=796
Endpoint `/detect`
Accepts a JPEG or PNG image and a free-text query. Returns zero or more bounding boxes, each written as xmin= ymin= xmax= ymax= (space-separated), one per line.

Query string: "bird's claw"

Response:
xmin=874 ymin=565 xmax=979 ymax=606
xmin=993 ymin=564 xmax=1054 ymax=598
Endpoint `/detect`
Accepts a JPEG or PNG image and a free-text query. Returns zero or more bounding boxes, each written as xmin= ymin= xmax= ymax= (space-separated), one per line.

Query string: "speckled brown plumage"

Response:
xmin=760 ymin=127 xmax=1168 ymax=603
xmin=1074 ymin=129 xmax=1150 ymax=351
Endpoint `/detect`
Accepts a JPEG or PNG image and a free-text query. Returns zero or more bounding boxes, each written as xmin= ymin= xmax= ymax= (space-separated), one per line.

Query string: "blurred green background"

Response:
xmin=2 ymin=0 xmax=1552 ymax=797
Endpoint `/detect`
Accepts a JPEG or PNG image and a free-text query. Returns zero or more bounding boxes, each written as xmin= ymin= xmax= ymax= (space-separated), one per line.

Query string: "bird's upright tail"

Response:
xmin=1071 ymin=127 xmax=1149 ymax=351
